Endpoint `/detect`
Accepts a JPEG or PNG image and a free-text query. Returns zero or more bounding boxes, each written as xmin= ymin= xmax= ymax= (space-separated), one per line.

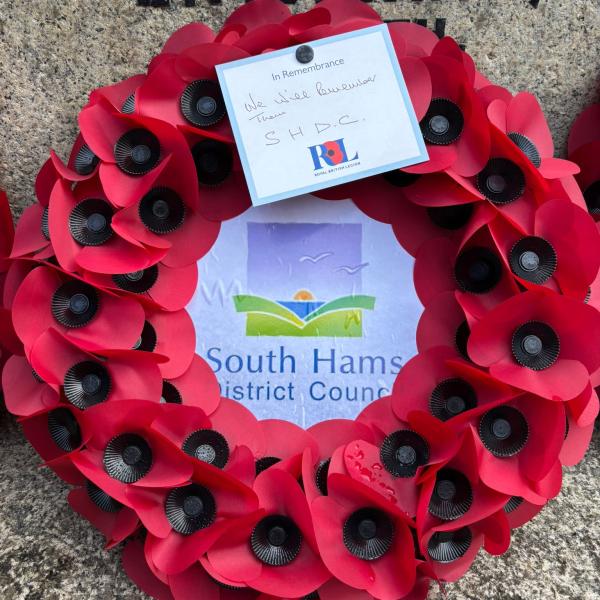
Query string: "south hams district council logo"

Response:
xmin=308 ymin=138 xmax=359 ymax=170
xmin=233 ymin=222 xmax=375 ymax=337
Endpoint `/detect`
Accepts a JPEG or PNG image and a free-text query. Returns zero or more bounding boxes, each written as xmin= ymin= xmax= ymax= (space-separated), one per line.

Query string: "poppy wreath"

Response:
xmin=3 ymin=1 xmax=600 ymax=599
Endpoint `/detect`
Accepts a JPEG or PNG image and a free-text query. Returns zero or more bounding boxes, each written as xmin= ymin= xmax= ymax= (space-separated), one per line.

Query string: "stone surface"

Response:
xmin=0 ymin=0 xmax=598 ymax=599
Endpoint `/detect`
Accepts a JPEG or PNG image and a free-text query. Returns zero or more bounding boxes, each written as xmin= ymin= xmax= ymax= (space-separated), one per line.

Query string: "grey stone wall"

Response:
xmin=0 ymin=1 xmax=598 ymax=598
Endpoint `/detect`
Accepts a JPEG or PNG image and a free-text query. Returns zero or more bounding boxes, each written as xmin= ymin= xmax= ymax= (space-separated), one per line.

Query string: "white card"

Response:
xmin=216 ymin=24 xmax=428 ymax=206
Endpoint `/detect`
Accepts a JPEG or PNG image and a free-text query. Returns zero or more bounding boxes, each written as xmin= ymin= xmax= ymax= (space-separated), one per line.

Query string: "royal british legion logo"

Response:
xmin=308 ymin=138 xmax=359 ymax=171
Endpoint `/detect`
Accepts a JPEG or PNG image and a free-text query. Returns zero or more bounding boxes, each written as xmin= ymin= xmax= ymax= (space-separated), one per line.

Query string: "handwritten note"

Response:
xmin=216 ymin=25 xmax=428 ymax=206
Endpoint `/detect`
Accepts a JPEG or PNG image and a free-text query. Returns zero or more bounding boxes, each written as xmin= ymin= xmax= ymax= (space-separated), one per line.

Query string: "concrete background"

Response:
xmin=0 ymin=1 xmax=598 ymax=598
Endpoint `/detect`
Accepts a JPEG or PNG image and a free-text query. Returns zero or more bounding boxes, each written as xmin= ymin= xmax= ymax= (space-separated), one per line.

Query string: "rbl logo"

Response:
xmin=308 ymin=138 xmax=359 ymax=170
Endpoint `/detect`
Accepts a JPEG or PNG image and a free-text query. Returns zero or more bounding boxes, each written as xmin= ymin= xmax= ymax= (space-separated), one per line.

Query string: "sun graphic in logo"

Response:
xmin=293 ymin=289 xmax=315 ymax=301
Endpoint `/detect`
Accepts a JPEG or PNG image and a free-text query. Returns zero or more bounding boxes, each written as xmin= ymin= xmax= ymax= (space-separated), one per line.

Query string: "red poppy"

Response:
xmin=488 ymin=198 xmax=600 ymax=299
xmin=419 ymin=508 xmax=509 ymax=583
xmin=416 ymin=433 xmax=509 ymax=545
xmin=160 ymin=355 xmax=221 ymax=415
xmin=568 ymin=104 xmax=600 ymax=221
xmin=302 ymin=419 xmax=374 ymax=503
xmin=29 ymin=328 xmax=163 ymax=409
xmin=68 ymin=480 xmax=140 ymax=549
xmin=150 ymin=398 xmax=264 ymax=474
xmin=178 ymin=126 xmax=251 ymax=222
xmin=416 ymin=291 xmax=473 ymax=359
xmin=11 ymin=163 xmax=55 ymax=260
xmin=127 ymin=458 xmax=258 ymax=575
xmin=84 ymin=261 xmax=198 ymax=312
xmin=487 ymin=92 xmax=579 ymax=179
xmin=78 ymin=96 xmax=195 ymax=210
xmin=140 ymin=306 xmax=195 ymax=379
xmin=351 ymin=396 xmax=459 ymax=517
xmin=468 ymin=290 xmax=600 ymax=400
xmin=169 ymin=561 xmax=260 ymax=599
xmin=215 ymin=0 xmax=292 ymax=53
xmin=450 ymin=125 xmax=550 ymax=231
xmin=20 ymin=406 xmax=87 ymax=485
xmin=206 ymin=468 xmax=330 ymax=597
xmin=90 ymin=74 xmax=146 ymax=114
xmin=413 ymin=225 xmax=519 ymax=318
xmin=403 ymin=38 xmax=490 ymax=177
xmin=122 ymin=539 xmax=175 ymax=600
xmin=109 ymin=141 xmax=221 ymax=269
xmin=391 ymin=346 xmax=518 ymax=424
xmin=70 ymin=400 xmax=193 ymax=505
xmin=2 ymin=355 xmax=59 ymax=417
xmin=391 ymin=176 xmax=495 ymax=257
xmin=460 ymin=393 xmax=565 ymax=504
xmin=48 ymin=177 xmax=167 ymax=274
xmin=311 ymin=468 xmax=417 ymax=600
xmin=12 ymin=264 xmax=145 ymax=355
xmin=254 ymin=419 xmax=318 ymax=479
xmin=137 ymin=44 xmax=248 ymax=139
xmin=160 ymin=22 xmax=216 ymax=58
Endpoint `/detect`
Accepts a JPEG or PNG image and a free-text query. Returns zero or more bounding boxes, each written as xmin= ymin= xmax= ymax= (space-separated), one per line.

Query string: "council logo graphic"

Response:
xmin=308 ymin=138 xmax=359 ymax=170
xmin=233 ymin=222 xmax=375 ymax=337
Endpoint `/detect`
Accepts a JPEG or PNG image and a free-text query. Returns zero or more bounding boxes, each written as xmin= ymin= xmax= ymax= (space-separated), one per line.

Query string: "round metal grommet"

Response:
xmin=427 ymin=527 xmax=472 ymax=563
xmin=192 ymin=140 xmax=233 ymax=186
xmin=420 ymin=98 xmax=464 ymax=146
xmin=47 ymin=407 xmax=82 ymax=452
xmin=182 ymin=429 xmax=230 ymax=469
xmin=74 ymin=144 xmax=100 ymax=176
xmin=51 ymin=281 xmax=99 ymax=329
xmin=41 ymin=207 xmax=50 ymax=241
xmin=255 ymin=456 xmax=281 ymax=476
xmin=428 ymin=469 xmax=473 ymax=521
xmin=132 ymin=320 xmax=157 ymax=352
xmin=380 ymin=430 xmax=429 ymax=478
xmin=507 ymin=132 xmax=541 ymax=168
xmin=180 ymin=79 xmax=226 ymax=128
xmin=112 ymin=266 xmax=159 ymax=294
xmin=160 ymin=381 xmax=182 ymax=404
xmin=455 ymin=320 xmax=471 ymax=361
xmin=64 ymin=361 xmax=111 ymax=409
xmin=504 ymin=496 xmax=524 ymax=514
xmin=251 ymin=515 xmax=303 ymax=566
xmin=295 ymin=45 xmax=314 ymax=64
xmin=139 ymin=187 xmax=186 ymax=235
xmin=479 ymin=406 xmax=529 ymax=458
xmin=114 ymin=128 xmax=161 ymax=176
xmin=476 ymin=158 xmax=526 ymax=205
xmin=314 ymin=458 xmax=331 ymax=496
xmin=454 ymin=247 xmax=503 ymax=294
xmin=343 ymin=508 xmax=395 ymax=561
xmin=69 ymin=198 xmax=113 ymax=247
xmin=427 ymin=203 xmax=474 ymax=231
xmin=511 ymin=321 xmax=560 ymax=370
xmin=509 ymin=236 xmax=557 ymax=284
xmin=382 ymin=170 xmax=421 ymax=188
xmin=104 ymin=433 xmax=153 ymax=483
xmin=86 ymin=480 xmax=122 ymax=513
xmin=429 ymin=378 xmax=477 ymax=421
xmin=165 ymin=483 xmax=216 ymax=535
xmin=121 ymin=93 xmax=136 ymax=114
xmin=583 ymin=180 xmax=600 ymax=215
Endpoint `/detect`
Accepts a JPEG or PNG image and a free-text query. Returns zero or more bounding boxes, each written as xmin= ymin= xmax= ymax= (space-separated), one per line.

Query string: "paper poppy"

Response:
xmin=468 ymin=290 xmax=600 ymax=400
xmin=12 ymin=264 xmax=145 ymax=354
xmin=206 ymin=468 xmax=330 ymax=597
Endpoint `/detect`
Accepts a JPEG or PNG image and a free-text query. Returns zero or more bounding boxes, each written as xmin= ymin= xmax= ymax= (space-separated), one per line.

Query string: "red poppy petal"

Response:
xmin=122 ymin=539 xmax=175 ymax=600
xmin=507 ymin=93 xmax=554 ymax=157
xmin=567 ymin=103 xmax=600 ymax=155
